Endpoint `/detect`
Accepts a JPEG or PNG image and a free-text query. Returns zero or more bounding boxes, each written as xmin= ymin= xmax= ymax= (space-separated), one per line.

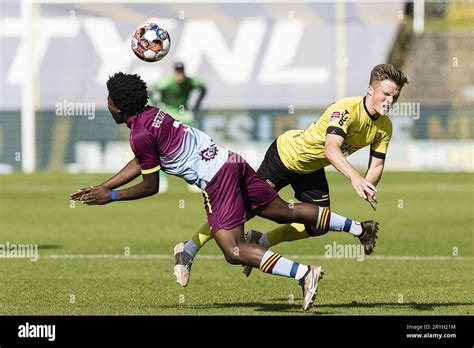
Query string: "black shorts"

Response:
xmin=257 ymin=140 xmax=330 ymax=207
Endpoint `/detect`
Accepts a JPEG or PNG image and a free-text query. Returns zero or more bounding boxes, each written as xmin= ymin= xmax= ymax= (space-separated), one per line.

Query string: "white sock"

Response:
xmin=183 ymin=240 xmax=199 ymax=258
xmin=348 ymin=221 xmax=363 ymax=236
xmin=259 ymin=250 xmax=309 ymax=280
xmin=329 ymin=212 xmax=363 ymax=236
xmin=295 ymin=265 xmax=310 ymax=280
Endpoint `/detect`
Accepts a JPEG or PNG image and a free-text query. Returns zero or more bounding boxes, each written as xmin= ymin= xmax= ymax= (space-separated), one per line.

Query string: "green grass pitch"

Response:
xmin=0 ymin=172 xmax=472 ymax=315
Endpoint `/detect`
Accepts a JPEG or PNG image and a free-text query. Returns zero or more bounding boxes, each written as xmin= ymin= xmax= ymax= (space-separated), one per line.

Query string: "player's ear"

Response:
xmin=367 ymin=85 xmax=374 ymax=97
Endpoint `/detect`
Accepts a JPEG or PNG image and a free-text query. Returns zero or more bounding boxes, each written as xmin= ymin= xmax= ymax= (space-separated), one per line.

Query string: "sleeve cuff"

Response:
xmin=141 ymin=164 xmax=161 ymax=174
xmin=370 ymin=150 xmax=386 ymax=159
xmin=326 ymin=126 xmax=347 ymax=138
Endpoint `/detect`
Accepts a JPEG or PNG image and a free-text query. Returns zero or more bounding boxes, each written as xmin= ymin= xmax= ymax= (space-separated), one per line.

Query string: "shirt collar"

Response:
xmin=125 ymin=114 xmax=137 ymax=128
xmin=363 ymin=96 xmax=380 ymax=121
xmin=125 ymin=105 xmax=151 ymax=128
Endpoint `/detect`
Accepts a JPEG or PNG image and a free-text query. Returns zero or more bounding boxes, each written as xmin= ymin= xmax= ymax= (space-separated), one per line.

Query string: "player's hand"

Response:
xmin=365 ymin=194 xmax=378 ymax=211
xmin=351 ymin=176 xmax=377 ymax=206
xmin=69 ymin=185 xmax=102 ymax=201
xmin=81 ymin=186 xmax=112 ymax=205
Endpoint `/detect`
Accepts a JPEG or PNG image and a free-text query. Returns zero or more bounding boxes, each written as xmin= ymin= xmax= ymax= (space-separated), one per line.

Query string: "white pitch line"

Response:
xmin=35 ymin=254 xmax=473 ymax=261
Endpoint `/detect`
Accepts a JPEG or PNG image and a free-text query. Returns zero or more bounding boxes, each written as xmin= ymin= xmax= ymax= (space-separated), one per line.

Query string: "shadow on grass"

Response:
xmin=4 ymin=244 xmax=61 ymax=250
xmin=157 ymin=302 xmax=300 ymax=313
xmin=314 ymin=301 xmax=473 ymax=312
xmin=37 ymin=244 xmax=62 ymax=250
xmin=156 ymin=300 xmax=473 ymax=314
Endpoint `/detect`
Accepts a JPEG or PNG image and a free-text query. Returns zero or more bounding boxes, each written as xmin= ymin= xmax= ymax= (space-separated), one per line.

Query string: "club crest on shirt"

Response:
xmin=200 ymin=144 xmax=219 ymax=161
xmin=330 ymin=111 xmax=341 ymax=122
xmin=374 ymin=132 xmax=382 ymax=141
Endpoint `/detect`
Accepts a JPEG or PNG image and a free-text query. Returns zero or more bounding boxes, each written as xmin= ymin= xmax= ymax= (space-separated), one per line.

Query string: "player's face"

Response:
xmin=107 ymin=95 xmax=125 ymax=124
xmin=368 ymin=80 xmax=401 ymax=115
xmin=175 ymin=70 xmax=185 ymax=84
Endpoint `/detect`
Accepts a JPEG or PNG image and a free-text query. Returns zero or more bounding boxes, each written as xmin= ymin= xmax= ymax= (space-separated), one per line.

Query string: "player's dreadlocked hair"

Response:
xmin=106 ymin=72 xmax=148 ymax=117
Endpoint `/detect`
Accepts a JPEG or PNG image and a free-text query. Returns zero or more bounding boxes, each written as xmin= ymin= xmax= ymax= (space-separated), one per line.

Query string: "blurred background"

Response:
xmin=1 ymin=0 xmax=473 ymax=174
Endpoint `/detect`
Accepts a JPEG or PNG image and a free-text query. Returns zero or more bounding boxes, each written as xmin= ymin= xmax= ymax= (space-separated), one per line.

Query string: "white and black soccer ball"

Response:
xmin=131 ymin=22 xmax=171 ymax=62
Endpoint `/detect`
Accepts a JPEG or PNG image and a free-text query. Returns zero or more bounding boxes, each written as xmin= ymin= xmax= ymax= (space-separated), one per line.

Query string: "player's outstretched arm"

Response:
xmin=99 ymin=157 xmax=142 ymax=190
xmin=80 ymin=172 xmax=160 ymax=205
xmin=324 ymin=134 xmax=377 ymax=209
xmin=365 ymin=155 xmax=385 ymax=187
xmin=69 ymin=158 xmax=141 ymax=201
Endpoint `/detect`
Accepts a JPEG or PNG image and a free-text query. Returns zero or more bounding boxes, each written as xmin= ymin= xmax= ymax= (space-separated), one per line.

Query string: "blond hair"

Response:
xmin=370 ymin=64 xmax=408 ymax=88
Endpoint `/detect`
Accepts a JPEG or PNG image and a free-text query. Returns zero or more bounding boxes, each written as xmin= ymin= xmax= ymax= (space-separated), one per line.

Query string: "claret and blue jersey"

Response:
xmin=127 ymin=106 xmax=229 ymax=190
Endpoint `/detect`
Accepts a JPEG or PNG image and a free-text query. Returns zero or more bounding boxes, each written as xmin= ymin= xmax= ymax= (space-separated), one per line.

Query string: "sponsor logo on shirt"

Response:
xmin=330 ymin=111 xmax=340 ymax=122
xmin=338 ymin=110 xmax=350 ymax=127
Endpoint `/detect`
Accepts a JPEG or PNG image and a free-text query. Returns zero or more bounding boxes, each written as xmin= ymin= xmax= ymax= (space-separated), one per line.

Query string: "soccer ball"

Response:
xmin=131 ymin=23 xmax=171 ymax=62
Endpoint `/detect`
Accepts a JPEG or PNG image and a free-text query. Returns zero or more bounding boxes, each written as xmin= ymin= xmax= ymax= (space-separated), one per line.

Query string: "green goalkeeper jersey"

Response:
xmin=149 ymin=75 xmax=204 ymax=123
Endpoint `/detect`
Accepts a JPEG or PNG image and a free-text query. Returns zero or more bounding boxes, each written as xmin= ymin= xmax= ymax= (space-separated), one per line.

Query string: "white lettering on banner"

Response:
xmin=83 ymin=17 xmax=177 ymax=83
xmin=1 ymin=16 xmax=328 ymax=86
xmin=83 ymin=17 xmax=134 ymax=82
xmin=175 ymin=19 xmax=266 ymax=84
xmin=1 ymin=18 xmax=80 ymax=85
xmin=227 ymin=114 xmax=253 ymax=141
xmin=202 ymin=115 xmax=227 ymax=142
xmin=258 ymin=20 xmax=329 ymax=84
xmin=202 ymin=114 xmax=254 ymax=142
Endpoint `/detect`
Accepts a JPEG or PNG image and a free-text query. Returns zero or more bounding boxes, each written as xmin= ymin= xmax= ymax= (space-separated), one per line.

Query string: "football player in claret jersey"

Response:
xmin=175 ymin=64 xmax=408 ymax=283
xmin=70 ymin=72 xmax=378 ymax=310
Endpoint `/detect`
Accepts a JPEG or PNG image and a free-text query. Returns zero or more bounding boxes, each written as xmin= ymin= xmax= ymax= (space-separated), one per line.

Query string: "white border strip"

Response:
xmin=29 ymin=0 xmax=411 ymax=4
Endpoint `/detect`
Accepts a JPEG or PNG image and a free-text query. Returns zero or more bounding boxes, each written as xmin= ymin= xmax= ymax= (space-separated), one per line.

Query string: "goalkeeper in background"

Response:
xmin=148 ymin=61 xmax=207 ymax=192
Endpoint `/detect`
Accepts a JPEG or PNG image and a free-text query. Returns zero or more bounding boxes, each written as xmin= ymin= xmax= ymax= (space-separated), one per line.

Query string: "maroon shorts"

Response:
xmin=202 ymin=152 xmax=278 ymax=235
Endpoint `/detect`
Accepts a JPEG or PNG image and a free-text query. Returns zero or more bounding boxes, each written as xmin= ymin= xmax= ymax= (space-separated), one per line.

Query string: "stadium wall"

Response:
xmin=0 ymin=107 xmax=472 ymax=173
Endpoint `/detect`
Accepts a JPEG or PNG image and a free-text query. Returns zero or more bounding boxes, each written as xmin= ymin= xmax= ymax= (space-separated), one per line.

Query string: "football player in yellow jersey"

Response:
xmin=173 ymin=64 xmax=408 ymax=286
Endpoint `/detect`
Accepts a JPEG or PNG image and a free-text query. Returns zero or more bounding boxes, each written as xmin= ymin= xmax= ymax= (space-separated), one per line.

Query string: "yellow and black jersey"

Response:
xmin=276 ymin=96 xmax=392 ymax=174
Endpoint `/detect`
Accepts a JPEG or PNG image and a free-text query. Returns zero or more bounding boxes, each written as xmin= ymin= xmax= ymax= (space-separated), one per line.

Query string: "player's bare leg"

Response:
xmin=212 ymin=225 xmax=264 ymax=267
xmin=255 ymin=197 xmax=378 ymax=253
xmin=174 ymin=213 xmax=254 ymax=286
xmin=212 ymin=224 xmax=324 ymax=311
xmin=254 ymin=196 xmax=324 ymax=227
xmin=238 ymin=197 xmax=378 ymax=277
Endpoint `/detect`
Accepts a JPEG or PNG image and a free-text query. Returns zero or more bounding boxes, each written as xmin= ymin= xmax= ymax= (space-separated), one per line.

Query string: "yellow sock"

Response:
xmin=191 ymin=222 xmax=214 ymax=248
xmin=266 ymin=223 xmax=309 ymax=247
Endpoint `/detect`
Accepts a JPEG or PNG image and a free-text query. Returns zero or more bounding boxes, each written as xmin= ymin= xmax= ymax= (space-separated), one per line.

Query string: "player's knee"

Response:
xmin=224 ymin=254 xmax=241 ymax=265
xmin=222 ymin=248 xmax=242 ymax=265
